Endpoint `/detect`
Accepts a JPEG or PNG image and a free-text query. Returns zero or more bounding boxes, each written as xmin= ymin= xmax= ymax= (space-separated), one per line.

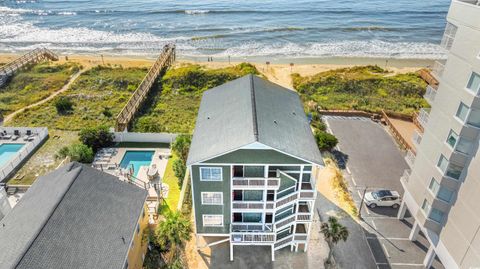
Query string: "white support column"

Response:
xmin=295 ymin=243 xmax=299 ymax=252
xmin=409 ymin=220 xmax=421 ymax=241
xmin=397 ymin=200 xmax=408 ymax=219
xmin=230 ymin=242 xmax=234 ymax=261
xmin=423 ymin=245 xmax=436 ymax=268
xmin=271 ymin=245 xmax=275 ymax=261
xmin=290 ymin=244 xmax=294 ymax=252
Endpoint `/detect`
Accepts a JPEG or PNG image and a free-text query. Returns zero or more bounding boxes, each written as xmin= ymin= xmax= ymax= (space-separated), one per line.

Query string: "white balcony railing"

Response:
xmin=293 ymin=234 xmax=308 ymax=241
xmin=231 ymin=232 xmax=276 ymax=243
xmin=400 ymin=169 xmax=411 ymax=186
xmin=231 ymin=223 xmax=273 ymax=232
xmin=296 ymin=213 xmax=312 ymax=221
xmin=405 ymin=150 xmax=416 ymax=168
xmin=412 ymin=129 xmax=423 ymax=147
xmin=432 ymin=61 xmax=445 ymax=80
xmin=440 ymin=22 xmax=458 ymax=50
xmin=232 ymin=177 xmax=280 ymax=189
xmin=417 ymin=108 xmax=430 ymax=129
xmin=424 ymin=85 xmax=437 ymax=105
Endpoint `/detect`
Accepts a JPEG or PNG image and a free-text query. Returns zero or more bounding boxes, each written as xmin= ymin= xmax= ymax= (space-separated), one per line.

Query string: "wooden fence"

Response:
xmin=115 ymin=44 xmax=176 ymax=131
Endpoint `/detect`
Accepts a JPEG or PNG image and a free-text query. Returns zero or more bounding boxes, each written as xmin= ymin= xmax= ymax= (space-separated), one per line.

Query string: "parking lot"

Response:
xmin=324 ymin=116 xmax=444 ymax=269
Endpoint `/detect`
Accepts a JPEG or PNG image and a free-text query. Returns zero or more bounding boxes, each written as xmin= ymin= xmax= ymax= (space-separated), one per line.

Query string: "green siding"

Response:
xmin=205 ymin=149 xmax=308 ymax=164
xmin=192 ymin=165 xmax=231 ymax=234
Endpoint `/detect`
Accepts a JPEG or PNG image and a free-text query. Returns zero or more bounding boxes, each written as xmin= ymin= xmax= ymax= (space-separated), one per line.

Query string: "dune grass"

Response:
xmin=7 ymin=65 xmax=147 ymax=130
xmin=132 ymin=63 xmax=260 ymax=134
xmin=293 ymin=65 xmax=428 ymax=115
xmin=0 ymin=62 xmax=80 ymax=117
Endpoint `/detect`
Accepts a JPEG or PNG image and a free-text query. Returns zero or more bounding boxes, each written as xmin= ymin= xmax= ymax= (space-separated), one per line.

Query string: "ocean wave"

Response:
xmin=184 ymin=10 xmax=209 ymax=15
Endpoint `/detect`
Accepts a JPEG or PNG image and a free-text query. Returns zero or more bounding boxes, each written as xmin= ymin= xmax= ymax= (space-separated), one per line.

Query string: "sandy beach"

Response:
xmin=0 ymin=53 xmax=434 ymax=88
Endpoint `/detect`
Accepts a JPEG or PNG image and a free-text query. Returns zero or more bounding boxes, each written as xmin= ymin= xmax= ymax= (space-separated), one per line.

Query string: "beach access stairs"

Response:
xmin=115 ymin=44 xmax=176 ymax=132
xmin=0 ymin=48 xmax=58 ymax=88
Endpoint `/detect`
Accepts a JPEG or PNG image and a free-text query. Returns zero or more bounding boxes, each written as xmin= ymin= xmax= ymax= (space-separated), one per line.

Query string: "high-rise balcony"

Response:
xmin=424 ymin=85 xmax=437 ymax=105
xmin=405 ymin=149 xmax=416 ymax=168
xmin=412 ymin=129 xmax=423 ymax=147
xmin=431 ymin=61 xmax=445 ymax=80
xmin=232 ymin=177 xmax=280 ymax=190
xmin=440 ymin=22 xmax=457 ymax=50
xmin=415 ymin=108 xmax=430 ymax=130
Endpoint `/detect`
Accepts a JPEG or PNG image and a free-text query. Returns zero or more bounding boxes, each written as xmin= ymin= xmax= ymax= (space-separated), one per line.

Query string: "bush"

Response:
xmin=79 ymin=125 xmax=114 ymax=152
xmin=315 ymin=131 xmax=338 ymax=151
xmin=57 ymin=143 xmax=94 ymax=163
xmin=54 ymin=97 xmax=74 ymax=114
xmin=172 ymin=134 xmax=191 ymax=163
xmin=102 ymin=107 xmax=112 ymax=117
xmin=172 ymin=159 xmax=186 ymax=186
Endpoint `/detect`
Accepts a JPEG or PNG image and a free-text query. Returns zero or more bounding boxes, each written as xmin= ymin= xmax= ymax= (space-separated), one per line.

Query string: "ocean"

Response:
xmin=0 ymin=0 xmax=450 ymax=59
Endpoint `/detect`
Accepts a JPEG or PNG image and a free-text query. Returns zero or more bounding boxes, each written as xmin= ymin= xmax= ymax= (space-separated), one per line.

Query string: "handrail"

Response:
xmin=0 ymin=48 xmax=58 ymax=76
xmin=115 ymin=44 xmax=175 ymax=131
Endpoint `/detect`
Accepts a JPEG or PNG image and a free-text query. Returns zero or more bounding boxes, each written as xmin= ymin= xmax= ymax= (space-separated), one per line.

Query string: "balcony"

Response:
xmin=424 ymin=85 xmax=437 ymax=105
xmin=416 ymin=108 xmax=430 ymax=130
xmin=232 ymin=201 xmax=275 ymax=211
xmin=412 ymin=129 xmax=423 ymax=147
xmin=405 ymin=150 xmax=416 ymax=168
xmin=231 ymin=222 xmax=273 ymax=232
xmin=440 ymin=23 xmax=457 ymax=50
xmin=400 ymin=169 xmax=411 ymax=188
xmin=232 ymin=177 xmax=280 ymax=190
xmin=299 ymin=182 xmax=315 ymax=199
xmin=296 ymin=204 xmax=312 ymax=221
xmin=294 ymin=224 xmax=308 ymax=241
xmin=432 ymin=61 xmax=445 ymax=80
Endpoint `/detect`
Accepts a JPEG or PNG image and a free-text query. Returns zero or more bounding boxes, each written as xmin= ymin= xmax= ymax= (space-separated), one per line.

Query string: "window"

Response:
xmin=421 ymin=199 xmax=431 ymax=214
xmin=456 ymin=137 xmax=473 ymax=155
xmin=437 ymin=155 xmax=449 ymax=173
xmin=203 ymin=215 xmax=223 ymax=227
xmin=244 ymin=166 xmax=265 ymax=177
xmin=201 ymin=192 xmax=223 ymax=205
xmin=446 ymin=130 xmax=458 ymax=148
xmin=243 ymin=213 xmax=262 ymax=223
xmin=200 ymin=167 xmax=222 ymax=181
xmin=456 ymin=102 xmax=469 ymax=122
xmin=437 ymin=155 xmax=463 ymax=180
xmin=429 ymin=178 xmax=454 ymax=203
xmin=429 ymin=208 xmax=445 ymax=223
xmin=466 ymin=72 xmax=480 ymax=95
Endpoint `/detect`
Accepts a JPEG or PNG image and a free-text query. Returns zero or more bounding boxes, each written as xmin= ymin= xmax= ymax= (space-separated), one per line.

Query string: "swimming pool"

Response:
xmin=119 ymin=151 xmax=154 ymax=178
xmin=0 ymin=144 xmax=25 ymax=168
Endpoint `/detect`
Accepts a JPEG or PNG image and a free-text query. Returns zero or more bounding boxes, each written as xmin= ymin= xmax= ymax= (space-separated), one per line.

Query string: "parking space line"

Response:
xmin=381 ymin=243 xmax=390 ymax=258
xmin=346 ymin=166 xmax=351 ymax=174
xmin=351 ymin=176 xmax=357 ymax=186
xmin=362 ymin=216 xmax=398 ymax=220
xmin=377 ymin=262 xmax=423 ymax=266
xmin=367 ymin=237 xmax=410 ymax=241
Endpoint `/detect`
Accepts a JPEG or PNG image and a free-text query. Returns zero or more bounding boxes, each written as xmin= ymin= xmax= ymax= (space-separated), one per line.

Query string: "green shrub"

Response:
xmin=172 ymin=159 xmax=186 ymax=186
xmin=172 ymin=134 xmax=191 ymax=163
xmin=102 ymin=107 xmax=112 ymax=117
xmin=54 ymin=97 xmax=74 ymax=114
xmin=315 ymin=131 xmax=338 ymax=151
xmin=135 ymin=116 xmax=163 ymax=133
xmin=79 ymin=125 xmax=114 ymax=152
xmin=57 ymin=143 xmax=94 ymax=163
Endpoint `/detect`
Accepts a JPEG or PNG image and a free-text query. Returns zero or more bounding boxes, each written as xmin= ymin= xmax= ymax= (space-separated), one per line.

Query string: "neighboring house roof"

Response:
xmin=0 ymin=162 xmax=147 ymax=269
xmin=187 ymin=74 xmax=323 ymax=166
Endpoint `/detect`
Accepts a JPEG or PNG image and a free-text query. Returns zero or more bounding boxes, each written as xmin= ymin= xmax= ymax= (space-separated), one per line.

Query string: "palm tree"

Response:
xmin=155 ymin=212 xmax=192 ymax=264
xmin=320 ymin=216 xmax=349 ymax=266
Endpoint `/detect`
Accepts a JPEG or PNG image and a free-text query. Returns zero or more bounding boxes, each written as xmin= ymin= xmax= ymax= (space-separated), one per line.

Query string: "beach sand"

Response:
xmin=0 ymin=53 xmax=434 ymax=88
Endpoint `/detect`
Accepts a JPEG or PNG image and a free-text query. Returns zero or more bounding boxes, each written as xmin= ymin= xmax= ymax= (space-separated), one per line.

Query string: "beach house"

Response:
xmin=0 ymin=162 xmax=148 ymax=269
xmin=187 ymin=74 xmax=323 ymax=261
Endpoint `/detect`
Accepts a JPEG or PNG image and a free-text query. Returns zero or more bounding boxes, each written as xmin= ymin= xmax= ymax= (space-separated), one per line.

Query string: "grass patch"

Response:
xmin=7 ymin=65 xmax=147 ymax=130
xmin=324 ymin=157 xmax=358 ymax=218
xmin=8 ymin=129 xmax=79 ymax=185
xmin=159 ymin=153 xmax=182 ymax=215
xmin=293 ymin=65 xmax=428 ymax=115
xmin=0 ymin=62 xmax=80 ymax=116
xmin=132 ymin=63 xmax=260 ymax=133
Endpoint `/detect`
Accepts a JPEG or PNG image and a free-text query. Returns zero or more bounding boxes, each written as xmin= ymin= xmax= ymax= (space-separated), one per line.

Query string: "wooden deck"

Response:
xmin=0 ymin=48 xmax=58 ymax=87
xmin=115 ymin=44 xmax=176 ymax=131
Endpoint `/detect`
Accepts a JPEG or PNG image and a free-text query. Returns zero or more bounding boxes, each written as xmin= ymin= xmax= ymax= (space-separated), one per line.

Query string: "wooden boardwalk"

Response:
xmin=115 ymin=44 xmax=176 ymax=131
xmin=0 ymin=48 xmax=58 ymax=87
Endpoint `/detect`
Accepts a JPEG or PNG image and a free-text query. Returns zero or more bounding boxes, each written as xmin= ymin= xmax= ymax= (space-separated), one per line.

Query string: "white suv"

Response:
xmin=364 ymin=190 xmax=401 ymax=209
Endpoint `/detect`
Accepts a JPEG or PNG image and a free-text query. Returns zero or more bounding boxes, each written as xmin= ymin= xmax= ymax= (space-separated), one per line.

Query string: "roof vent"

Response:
xmin=207 ymin=116 xmax=210 ymax=120
xmin=273 ymin=120 xmax=278 ymax=124
xmin=292 ymin=111 xmax=296 ymax=116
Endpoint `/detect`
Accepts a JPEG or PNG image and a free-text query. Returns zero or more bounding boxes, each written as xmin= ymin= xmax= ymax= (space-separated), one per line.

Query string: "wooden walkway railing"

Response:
xmin=381 ymin=110 xmax=416 ymax=154
xmin=115 ymin=44 xmax=176 ymax=131
xmin=0 ymin=48 xmax=58 ymax=87
xmin=418 ymin=69 xmax=438 ymax=89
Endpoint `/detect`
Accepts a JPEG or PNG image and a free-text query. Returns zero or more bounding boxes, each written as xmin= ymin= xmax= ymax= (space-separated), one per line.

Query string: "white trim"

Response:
xmin=201 ymin=192 xmax=223 ymax=205
xmin=200 ymin=166 xmax=223 ymax=181
xmin=203 ymin=214 xmax=224 ymax=227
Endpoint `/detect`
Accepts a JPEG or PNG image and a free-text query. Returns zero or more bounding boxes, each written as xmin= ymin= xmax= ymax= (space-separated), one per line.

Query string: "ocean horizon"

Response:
xmin=0 ymin=0 xmax=450 ymax=59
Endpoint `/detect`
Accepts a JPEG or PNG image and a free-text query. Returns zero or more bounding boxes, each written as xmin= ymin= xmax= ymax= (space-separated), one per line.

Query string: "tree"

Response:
xmin=155 ymin=212 xmax=191 ymax=265
xmin=79 ymin=125 xmax=114 ymax=152
xmin=54 ymin=97 xmax=74 ymax=114
xmin=172 ymin=134 xmax=191 ymax=163
xmin=320 ymin=217 xmax=349 ymax=266
xmin=172 ymin=159 xmax=186 ymax=186
xmin=315 ymin=131 xmax=338 ymax=151
xmin=56 ymin=143 xmax=94 ymax=163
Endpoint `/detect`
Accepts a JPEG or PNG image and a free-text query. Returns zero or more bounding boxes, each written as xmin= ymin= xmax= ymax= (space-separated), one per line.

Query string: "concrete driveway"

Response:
xmin=324 ymin=116 xmax=444 ymax=269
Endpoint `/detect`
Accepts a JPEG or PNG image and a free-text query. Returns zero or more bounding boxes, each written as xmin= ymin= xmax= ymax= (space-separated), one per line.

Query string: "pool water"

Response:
xmin=0 ymin=144 xmax=25 ymax=168
xmin=119 ymin=151 xmax=155 ymax=178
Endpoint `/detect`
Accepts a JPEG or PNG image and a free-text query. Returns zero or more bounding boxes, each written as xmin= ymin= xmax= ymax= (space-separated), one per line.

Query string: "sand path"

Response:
xmin=3 ymin=69 xmax=85 ymax=124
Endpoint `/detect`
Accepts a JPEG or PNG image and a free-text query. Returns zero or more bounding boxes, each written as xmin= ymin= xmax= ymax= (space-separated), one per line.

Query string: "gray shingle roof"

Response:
xmin=187 ymin=74 xmax=323 ymax=166
xmin=0 ymin=162 xmax=147 ymax=269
